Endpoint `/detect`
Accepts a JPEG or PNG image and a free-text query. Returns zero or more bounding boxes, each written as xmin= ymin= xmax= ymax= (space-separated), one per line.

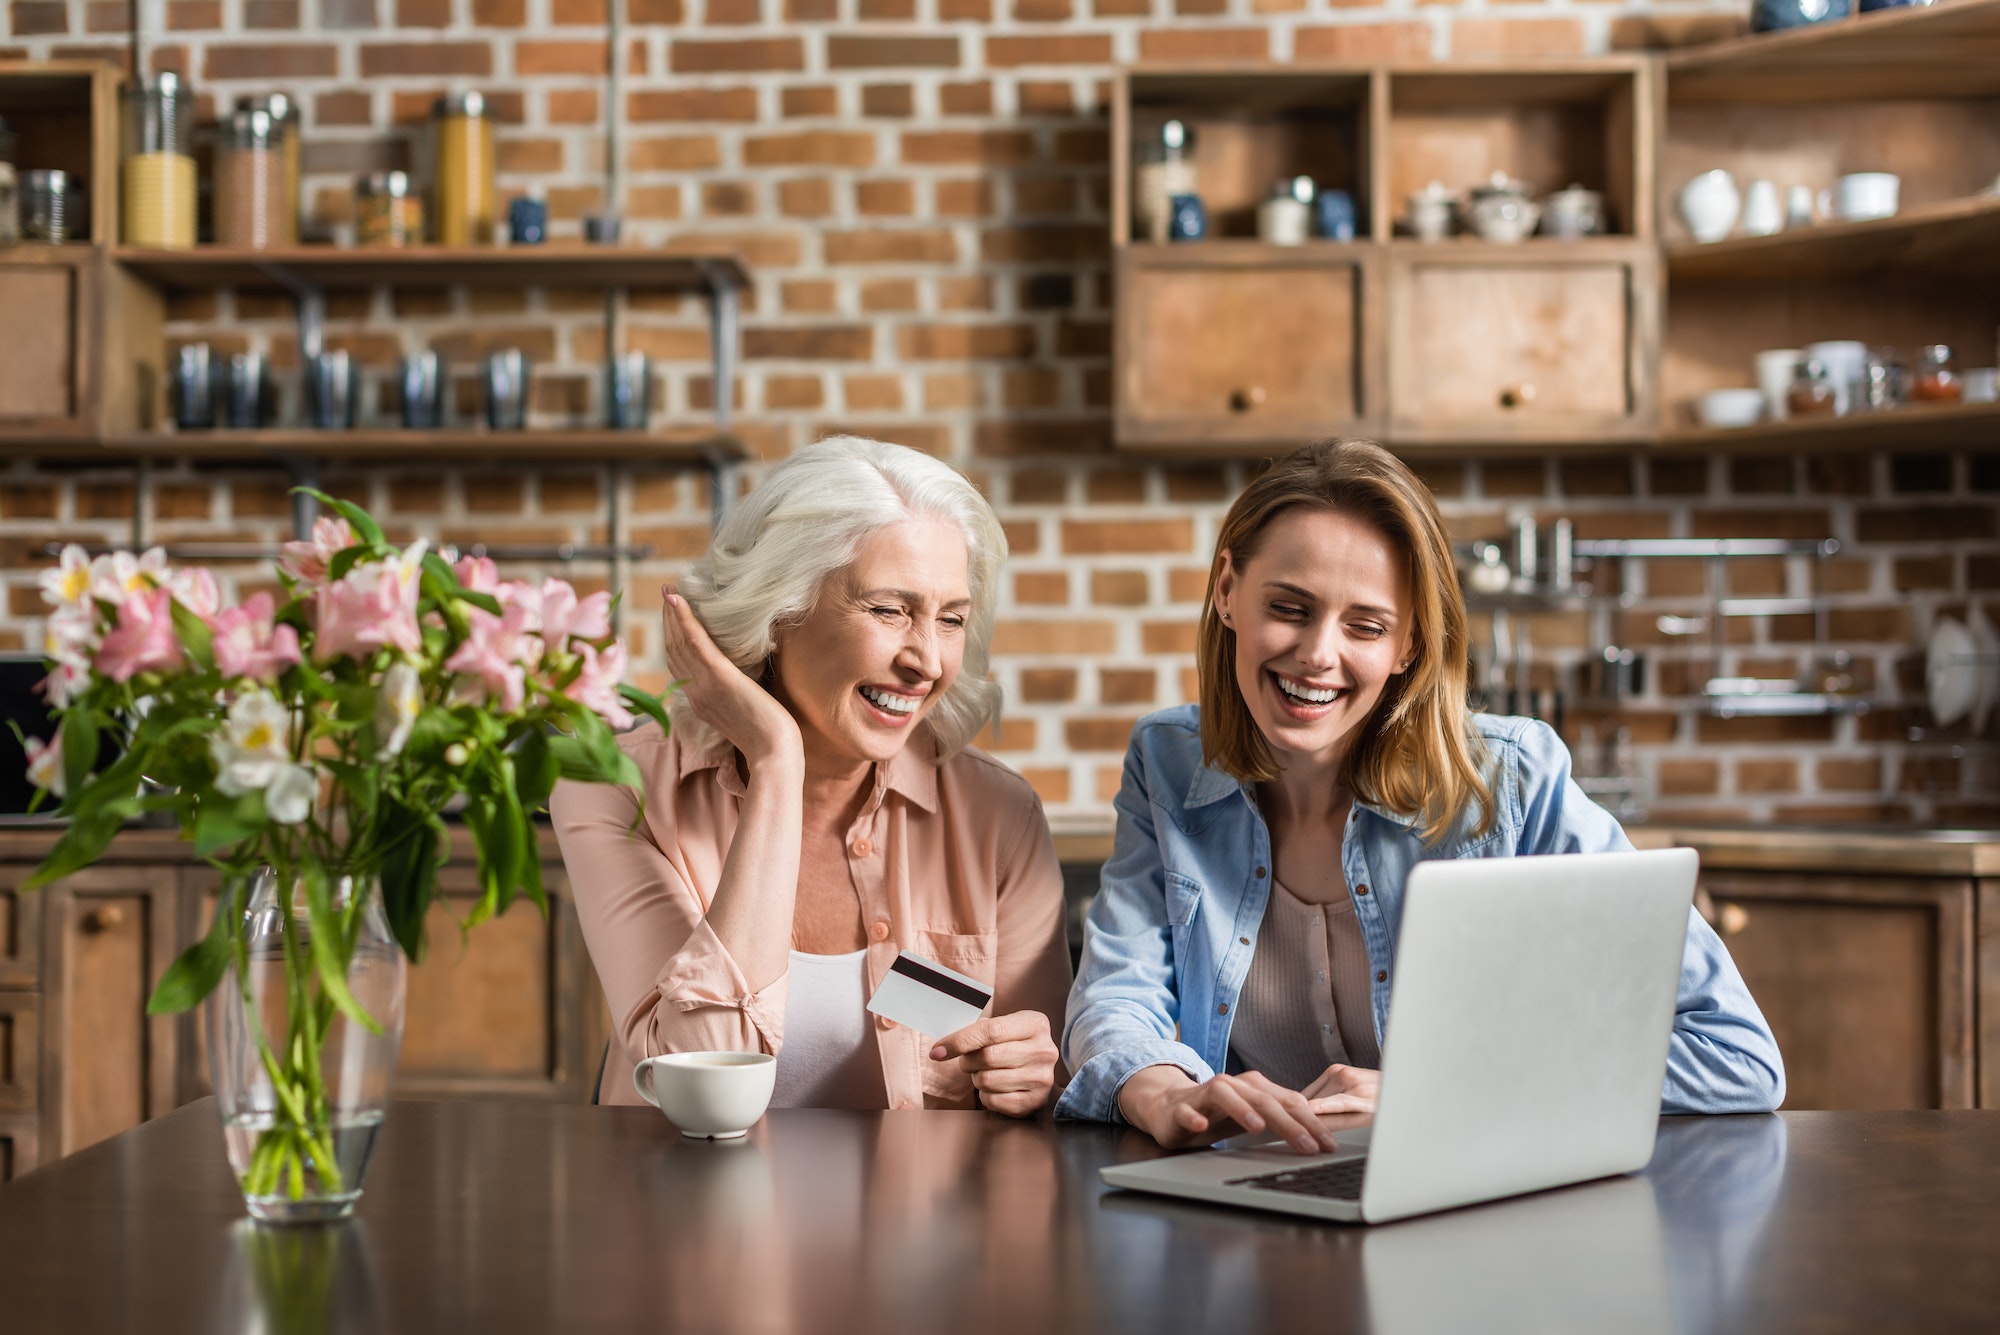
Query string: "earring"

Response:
xmin=1219 ymin=611 xmax=1232 ymax=625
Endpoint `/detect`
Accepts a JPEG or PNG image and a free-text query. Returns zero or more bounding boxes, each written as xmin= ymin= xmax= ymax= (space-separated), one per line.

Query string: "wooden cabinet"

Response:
xmin=1385 ymin=243 xmax=1656 ymax=444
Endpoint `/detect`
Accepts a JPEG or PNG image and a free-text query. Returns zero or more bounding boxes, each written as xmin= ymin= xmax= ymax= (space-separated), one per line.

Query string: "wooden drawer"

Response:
xmin=0 ymin=251 xmax=86 ymax=434
xmin=0 ymin=868 xmax=45 ymax=988
xmin=0 ymin=990 xmax=37 ymax=1115
xmin=1115 ymin=246 xmax=1380 ymax=449
xmin=1386 ymin=243 xmax=1658 ymax=443
xmin=0 ymin=1111 xmax=37 ymax=1183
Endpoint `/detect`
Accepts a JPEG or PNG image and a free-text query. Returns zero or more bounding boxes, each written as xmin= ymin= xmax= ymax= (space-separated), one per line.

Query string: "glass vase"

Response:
xmin=206 ymin=867 xmax=407 ymax=1223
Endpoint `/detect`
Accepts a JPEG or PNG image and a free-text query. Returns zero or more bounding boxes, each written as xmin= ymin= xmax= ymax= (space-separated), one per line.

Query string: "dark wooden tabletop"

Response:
xmin=1 ymin=1100 xmax=1997 ymax=1334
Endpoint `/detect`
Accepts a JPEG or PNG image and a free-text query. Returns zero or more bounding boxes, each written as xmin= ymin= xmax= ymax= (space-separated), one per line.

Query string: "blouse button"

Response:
xmin=876 ymin=1014 xmax=897 ymax=1030
xmin=852 ymin=839 xmax=873 ymax=857
xmin=1355 ymin=884 xmax=1369 ymax=896
xmin=868 ymin=920 xmax=890 ymax=943
xmin=896 ymin=1100 xmax=915 ymax=1110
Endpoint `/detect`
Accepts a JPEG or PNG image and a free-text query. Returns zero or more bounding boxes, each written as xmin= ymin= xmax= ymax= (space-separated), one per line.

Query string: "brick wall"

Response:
xmin=7 ymin=1 xmax=1998 ymax=829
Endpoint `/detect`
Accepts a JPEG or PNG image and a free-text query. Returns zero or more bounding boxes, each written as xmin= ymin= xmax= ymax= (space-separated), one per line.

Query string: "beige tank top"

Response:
xmin=1226 ymin=877 xmax=1383 ymax=1090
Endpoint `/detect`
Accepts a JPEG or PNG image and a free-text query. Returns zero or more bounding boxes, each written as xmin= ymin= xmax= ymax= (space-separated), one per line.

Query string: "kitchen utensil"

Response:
xmin=1315 ymin=187 xmax=1357 ymax=241
xmin=1466 ymin=541 xmax=1511 ymax=595
xmin=1695 ymin=388 xmax=1766 ymax=429
xmin=1742 ymin=179 xmax=1782 ymax=236
xmin=1962 ymin=367 xmax=1998 ymax=403
xmin=606 ymin=352 xmax=651 ymax=430
xmin=399 ymin=351 xmax=444 ymax=428
xmin=483 ymin=349 xmax=530 ymax=430
xmin=1550 ymin=519 xmax=1575 ymax=593
xmin=1489 ymin=607 xmax=1511 ymax=712
xmin=1257 ymin=176 xmax=1313 ymax=246
xmin=1785 ymin=184 xmax=1815 ymax=228
xmin=1511 ymin=515 xmax=1539 ymax=592
xmin=303 ymin=351 xmax=357 ymax=429
xmin=1678 ymin=170 xmax=1740 ymax=243
xmin=1752 ymin=0 xmax=1850 ymax=31
xmin=1595 ymin=646 xmax=1645 ymax=703
xmin=1134 ymin=119 xmax=1196 ymax=244
xmin=1405 ymin=181 xmax=1456 ymax=242
xmin=632 ymin=1052 xmax=776 ymax=1140
xmin=1755 ymin=349 xmax=1803 ymax=421
xmin=1541 ymin=184 xmax=1603 ymax=239
xmin=583 ymin=212 xmax=621 ymax=244
xmin=1803 ymin=340 xmax=1868 ymax=414
xmin=171 ymin=344 xmax=218 ymax=430
xmin=224 ymin=351 xmax=272 ymax=429
xmin=1513 ymin=617 xmax=1533 ymax=718
xmin=1819 ymin=172 xmax=1899 ymax=222
xmin=1465 ymin=173 xmax=1540 ymax=244
xmin=1926 ymin=616 xmax=1977 ymax=726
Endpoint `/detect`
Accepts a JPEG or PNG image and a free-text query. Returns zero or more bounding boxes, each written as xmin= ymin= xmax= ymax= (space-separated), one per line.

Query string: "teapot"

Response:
xmin=1404 ymin=180 xmax=1457 ymax=242
xmin=1464 ymin=172 xmax=1541 ymax=244
xmin=1542 ymin=183 xmax=1604 ymax=238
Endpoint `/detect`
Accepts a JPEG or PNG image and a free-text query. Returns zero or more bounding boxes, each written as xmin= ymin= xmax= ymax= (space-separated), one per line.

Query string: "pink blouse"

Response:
xmin=549 ymin=724 xmax=1072 ymax=1109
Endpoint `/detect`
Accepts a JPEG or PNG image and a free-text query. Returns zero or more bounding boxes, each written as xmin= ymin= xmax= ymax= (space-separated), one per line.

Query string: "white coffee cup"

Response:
xmin=1742 ymin=179 xmax=1782 ymax=237
xmin=634 ymin=1051 xmax=777 ymax=1140
xmin=1819 ymin=172 xmax=1899 ymax=222
xmin=1804 ymin=339 xmax=1868 ymax=416
xmin=1679 ymin=169 xmax=1741 ymax=243
xmin=1755 ymin=348 xmax=1803 ymax=422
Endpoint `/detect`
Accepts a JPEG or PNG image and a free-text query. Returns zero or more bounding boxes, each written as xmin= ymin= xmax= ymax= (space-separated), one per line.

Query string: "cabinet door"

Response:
xmin=1386 ymin=244 xmax=1657 ymax=443
xmin=0 ymin=868 xmax=43 ymax=988
xmin=0 ymin=258 xmax=83 ymax=431
xmin=1699 ymin=870 xmax=1974 ymax=1111
xmin=1116 ymin=247 xmax=1379 ymax=449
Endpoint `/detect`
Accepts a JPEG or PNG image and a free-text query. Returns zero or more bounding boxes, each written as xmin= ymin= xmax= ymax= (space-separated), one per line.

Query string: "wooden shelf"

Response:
xmin=82 ymin=427 xmax=746 ymax=464
xmin=113 ymin=245 xmax=750 ymax=292
xmin=1660 ymin=400 xmax=2000 ymax=452
xmin=1668 ymin=192 xmax=2000 ymax=283
xmin=1667 ymin=0 xmax=2000 ymax=103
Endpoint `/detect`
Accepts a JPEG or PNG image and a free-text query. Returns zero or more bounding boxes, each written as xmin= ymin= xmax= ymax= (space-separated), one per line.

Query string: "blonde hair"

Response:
xmin=670 ymin=435 xmax=1006 ymax=758
xmin=1197 ymin=438 xmax=1491 ymax=844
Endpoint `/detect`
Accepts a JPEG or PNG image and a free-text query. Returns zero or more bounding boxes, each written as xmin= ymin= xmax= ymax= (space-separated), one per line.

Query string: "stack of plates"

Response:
xmin=1926 ymin=613 xmax=2000 ymax=729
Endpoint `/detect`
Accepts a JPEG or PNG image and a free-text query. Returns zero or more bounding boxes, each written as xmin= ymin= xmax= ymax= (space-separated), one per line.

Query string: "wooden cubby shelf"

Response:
xmin=114 ymin=246 xmax=750 ymax=293
xmin=1661 ymin=400 xmax=2000 ymax=453
xmin=1666 ymin=0 xmax=2000 ymax=103
xmin=1668 ymin=193 xmax=2000 ymax=284
xmin=93 ymin=428 xmax=747 ymax=464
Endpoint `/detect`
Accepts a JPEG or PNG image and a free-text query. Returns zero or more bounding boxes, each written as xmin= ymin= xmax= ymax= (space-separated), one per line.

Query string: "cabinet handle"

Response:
xmin=1499 ymin=384 xmax=1537 ymax=409
xmin=81 ymin=905 xmax=125 ymax=934
xmin=1230 ymin=386 xmax=1267 ymax=412
xmin=1718 ymin=903 xmax=1750 ymax=936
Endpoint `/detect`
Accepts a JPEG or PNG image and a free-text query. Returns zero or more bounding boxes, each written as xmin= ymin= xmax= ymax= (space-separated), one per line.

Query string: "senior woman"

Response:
xmin=553 ymin=436 xmax=1070 ymax=1114
xmin=1056 ymin=438 xmax=1783 ymax=1154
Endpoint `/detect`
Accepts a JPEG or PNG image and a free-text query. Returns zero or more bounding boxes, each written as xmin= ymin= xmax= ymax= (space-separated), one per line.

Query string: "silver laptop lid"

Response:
xmin=1360 ymin=847 xmax=1697 ymax=1222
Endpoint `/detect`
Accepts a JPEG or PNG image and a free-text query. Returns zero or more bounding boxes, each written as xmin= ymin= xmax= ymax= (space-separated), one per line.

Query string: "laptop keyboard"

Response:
xmin=1223 ymin=1157 xmax=1368 ymax=1201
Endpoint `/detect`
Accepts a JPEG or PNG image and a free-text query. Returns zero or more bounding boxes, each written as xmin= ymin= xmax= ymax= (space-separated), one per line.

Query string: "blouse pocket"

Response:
xmin=915 ymin=928 xmax=998 ymax=980
xmin=1164 ymin=873 xmax=1203 ymax=930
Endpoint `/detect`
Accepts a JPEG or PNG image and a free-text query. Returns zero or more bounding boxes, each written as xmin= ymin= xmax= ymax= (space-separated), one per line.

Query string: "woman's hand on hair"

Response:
xmin=931 ymin=1010 xmax=1060 ymax=1118
xmin=661 ymin=588 xmax=803 ymax=772
xmin=1302 ymin=1063 xmax=1379 ymax=1116
xmin=1118 ymin=1066 xmax=1342 ymax=1156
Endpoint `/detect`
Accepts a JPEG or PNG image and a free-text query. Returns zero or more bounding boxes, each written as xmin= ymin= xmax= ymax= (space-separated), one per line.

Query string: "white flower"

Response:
xmin=42 ymin=605 xmax=98 ymax=666
xmin=376 ymin=661 xmax=422 ymax=758
xmin=88 ymin=548 xmax=169 ymax=607
xmin=38 ymin=545 xmax=93 ymax=611
xmin=209 ymin=690 xmax=296 ymax=797
xmin=24 ymin=734 xmax=64 ymax=797
xmin=39 ymin=659 xmax=89 ymax=709
xmin=264 ymin=763 xmax=317 ymax=825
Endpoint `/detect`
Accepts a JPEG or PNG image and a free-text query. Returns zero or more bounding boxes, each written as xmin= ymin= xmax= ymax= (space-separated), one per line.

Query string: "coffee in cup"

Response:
xmin=633 ymin=1051 xmax=777 ymax=1140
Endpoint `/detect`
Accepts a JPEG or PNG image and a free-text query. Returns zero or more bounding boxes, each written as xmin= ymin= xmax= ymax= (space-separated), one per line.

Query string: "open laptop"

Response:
xmin=1098 ymin=847 xmax=1698 ymax=1225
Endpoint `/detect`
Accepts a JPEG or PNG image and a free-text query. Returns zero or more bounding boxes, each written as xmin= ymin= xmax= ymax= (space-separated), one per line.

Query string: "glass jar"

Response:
xmin=238 ymin=94 xmax=298 ymax=245
xmin=0 ymin=116 xmax=16 ymax=245
xmin=431 ymin=92 xmax=495 ymax=246
xmin=22 ymin=169 xmax=72 ymax=242
xmin=122 ymin=73 xmax=197 ymax=248
xmin=356 ymin=171 xmax=423 ymax=247
xmin=1911 ymin=344 xmax=1963 ymax=403
xmin=214 ymin=108 xmax=286 ymax=249
xmin=1787 ymin=357 xmax=1838 ymax=417
xmin=1134 ymin=118 xmax=1196 ymax=244
xmin=1257 ymin=175 xmax=1314 ymax=246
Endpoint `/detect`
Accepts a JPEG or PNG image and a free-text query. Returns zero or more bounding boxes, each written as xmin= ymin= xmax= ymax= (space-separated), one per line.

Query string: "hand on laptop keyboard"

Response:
xmin=1303 ymin=1063 xmax=1380 ymax=1116
xmin=1118 ymin=1067 xmax=1343 ymax=1156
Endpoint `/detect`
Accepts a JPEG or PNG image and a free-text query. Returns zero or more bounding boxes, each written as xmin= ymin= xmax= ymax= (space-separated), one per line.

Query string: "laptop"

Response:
xmin=1098 ymin=846 xmax=1698 ymax=1225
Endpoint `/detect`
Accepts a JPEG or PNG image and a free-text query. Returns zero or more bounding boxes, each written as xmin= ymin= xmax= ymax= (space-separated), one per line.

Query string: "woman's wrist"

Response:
xmin=1117 ymin=1064 xmax=1194 ymax=1137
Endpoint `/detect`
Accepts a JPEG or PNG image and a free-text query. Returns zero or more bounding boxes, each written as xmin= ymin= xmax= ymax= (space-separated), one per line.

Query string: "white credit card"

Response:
xmin=866 ymin=950 xmax=993 ymax=1038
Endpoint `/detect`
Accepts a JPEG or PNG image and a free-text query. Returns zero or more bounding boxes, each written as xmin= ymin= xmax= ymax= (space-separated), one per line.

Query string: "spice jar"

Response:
xmin=1787 ymin=357 xmax=1838 ymax=417
xmin=1911 ymin=344 xmax=1963 ymax=403
xmin=237 ymin=94 xmax=298 ymax=245
xmin=122 ymin=73 xmax=196 ymax=248
xmin=432 ymin=92 xmax=495 ymax=246
xmin=22 ymin=170 xmax=73 ymax=242
xmin=356 ymin=171 xmax=422 ymax=247
xmin=215 ymin=108 xmax=286 ymax=249
xmin=1257 ymin=175 xmax=1314 ymax=246
xmin=1134 ymin=119 xmax=1197 ymax=244
xmin=0 ymin=116 xmax=16 ymax=245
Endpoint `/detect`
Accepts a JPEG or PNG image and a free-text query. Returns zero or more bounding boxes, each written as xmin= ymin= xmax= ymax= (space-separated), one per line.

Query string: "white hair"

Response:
xmin=669 ymin=436 xmax=1008 ymax=758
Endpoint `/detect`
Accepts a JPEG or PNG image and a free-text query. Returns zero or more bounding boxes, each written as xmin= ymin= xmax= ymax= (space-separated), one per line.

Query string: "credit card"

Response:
xmin=866 ymin=950 xmax=993 ymax=1039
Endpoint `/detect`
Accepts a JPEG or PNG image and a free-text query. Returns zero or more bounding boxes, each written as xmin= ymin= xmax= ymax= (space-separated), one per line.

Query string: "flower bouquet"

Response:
xmin=24 ymin=491 xmax=663 ymax=1220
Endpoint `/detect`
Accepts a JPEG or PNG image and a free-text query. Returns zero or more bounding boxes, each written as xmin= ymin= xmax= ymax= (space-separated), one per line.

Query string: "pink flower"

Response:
xmin=564 ymin=640 xmax=635 ymax=730
xmin=38 ymin=658 xmax=90 ymax=709
xmin=42 ymin=604 xmax=99 ymax=667
xmin=280 ymin=516 xmax=358 ymax=585
xmin=24 ymin=733 xmax=65 ymax=796
xmin=211 ymin=593 xmax=303 ymax=683
xmin=313 ymin=552 xmax=423 ymax=663
xmin=444 ymin=605 xmax=542 ymax=714
xmin=453 ymin=555 xmax=499 ymax=594
xmin=93 ymin=587 xmax=185 ymax=682
xmin=539 ymin=578 xmax=611 ymax=645
xmin=88 ymin=548 xmax=169 ymax=607
xmin=169 ymin=567 xmax=221 ymax=619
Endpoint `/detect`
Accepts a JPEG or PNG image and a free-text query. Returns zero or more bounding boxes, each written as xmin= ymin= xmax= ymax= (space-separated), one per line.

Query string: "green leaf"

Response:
xmin=293 ymin=486 xmax=385 ymax=549
xmin=420 ymin=549 xmax=463 ymax=592
xmin=169 ymin=598 xmax=215 ymax=673
xmin=194 ymin=789 xmax=267 ymax=857
xmin=512 ymin=729 xmax=559 ymax=812
xmin=619 ymin=683 xmax=673 ymax=735
xmin=61 ymin=710 xmax=98 ymax=800
xmin=301 ymin=861 xmax=383 ymax=1035
xmin=147 ymin=888 xmax=236 ymax=1014
xmin=377 ymin=799 xmax=440 ymax=962
xmin=22 ymin=807 xmax=129 ymax=890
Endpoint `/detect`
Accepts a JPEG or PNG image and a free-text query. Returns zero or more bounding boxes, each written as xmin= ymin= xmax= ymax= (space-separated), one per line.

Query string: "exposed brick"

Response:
xmin=10 ymin=1 xmax=68 ymax=33
xmin=974 ymin=419 xmax=1109 ymax=455
xmin=316 ymin=90 xmax=373 ymax=125
xmin=627 ymin=184 xmax=684 ymax=217
xmin=937 ymin=178 xmax=997 ymax=216
xmin=825 ymin=228 xmax=957 ymax=263
xmin=1294 ymin=22 xmax=1433 ymax=61
xmin=1168 ymin=566 xmax=1211 ymax=603
xmin=1004 ymin=368 xmax=1064 ymax=410
xmin=1893 ymin=555 xmax=1955 ymax=591
xmin=515 ymin=39 xmax=608 ymax=75
xmin=782 ymin=85 xmax=839 ymax=117
xmin=764 ymin=374 xmax=825 ymax=410
xmin=939 ymin=276 xmax=995 ymax=311
xmin=1091 ymin=570 xmax=1149 ymax=605
xmin=783 ymin=0 xmax=833 ymax=15
xmin=860 ymin=278 xmax=920 ymax=312
xmin=1137 ymin=27 xmax=1270 ymax=62
xmin=701 ymin=180 xmax=758 ymax=216
xmin=1817 ymin=756 xmax=1882 ymax=791
xmin=976 ymin=718 xmax=1036 ymax=752
xmin=1018 ymin=82 xmax=1078 ymax=117
xmin=743 ymin=131 xmax=876 ymax=167
xmin=940 ymin=0 xmax=987 ymax=14
xmin=1727 ymin=455 xmax=1794 ymax=495
xmin=1856 ymin=505 xmax=1996 ymax=542
xmin=902 ymin=130 xmax=1037 ymax=167
xmin=1063 ymin=517 xmax=1193 ymax=555
xmin=707 ymin=0 xmax=760 ymax=20
xmin=1020 ymin=273 xmax=1075 ymax=310
xmin=899 ymin=323 xmax=1037 ymax=360
xmin=1012 ymin=469 xmax=1068 ymax=504
xmin=475 ymin=0 xmax=527 ymax=21
xmin=169 ymin=0 xmax=223 ymax=28
xmin=925 ymin=372 xmax=986 ymax=410
xmin=1015 ymin=570 xmax=1070 ymax=605
xmin=844 ymin=374 xmax=904 ymax=411
xmin=1690 ymin=508 xmax=1833 ymax=539
xmin=986 ymin=32 xmax=1114 ymax=65
xmin=85 ymin=0 xmax=131 ymax=30
xmin=781 ymin=279 xmax=837 ymax=313
xmin=1020 ymin=667 xmax=1078 ymax=702
xmin=1657 ymin=759 xmax=1719 ymax=797
xmin=777 ymin=177 xmax=834 ymax=217
xmin=1066 ymin=716 xmax=1139 ymax=752
xmin=743 ymin=325 xmax=874 ymax=360
xmin=1806 ymin=455 xmax=1874 ymax=496
xmin=1610 ymin=14 xmax=1745 ymax=50
xmin=1483 ymin=460 xmax=1547 ymax=498
xmin=359 ymin=42 xmax=492 ymax=76
xmin=1649 ymin=457 xmax=1710 ymax=497
xmin=498 ymin=138 xmax=565 ymax=173
xmin=1016 ymin=0 xmax=1070 ymax=15
xmin=1101 ymin=668 xmax=1157 ymax=705
xmin=1697 ymin=715 xmax=1837 ymax=744
xmin=1021 ymin=769 xmax=1071 ymax=805
xmin=1087 ymin=468 xmax=1145 ymax=504
xmin=940 ymin=80 xmax=993 ymax=116
xmin=980 ymin=224 xmax=1102 ymax=262
xmin=0 ymin=484 xmax=57 ymax=518
xmin=1736 ymin=758 xmax=1798 ymax=794
xmin=1142 ymin=620 xmax=1199 ymax=654
xmin=77 ymin=483 xmax=136 ymax=519
xmin=856 ymin=178 xmax=916 ymax=215
xmin=1451 ymin=17 xmax=1586 ymax=57
xmin=628 ymin=134 xmax=721 ymax=170
xmin=859 ymin=0 xmax=916 ymax=15
xmin=669 ymin=37 xmax=804 ymax=72
xmin=204 ymin=42 xmax=339 ymax=78
xmin=827 ymin=35 xmax=961 ymax=68
xmin=992 ymin=619 xmax=1115 ymax=655
xmin=862 ymin=83 xmax=915 ymax=117
xmin=553 ymin=0 xmax=606 ymax=18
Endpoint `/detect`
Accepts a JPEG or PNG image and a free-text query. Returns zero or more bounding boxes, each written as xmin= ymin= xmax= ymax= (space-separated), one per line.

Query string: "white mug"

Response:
xmin=633 ymin=1051 xmax=777 ymax=1140
xmin=1784 ymin=184 xmax=1815 ymax=229
xmin=1819 ymin=172 xmax=1899 ymax=222
xmin=1679 ymin=169 xmax=1740 ymax=243
xmin=1755 ymin=348 xmax=1803 ymax=422
xmin=1742 ymin=179 xmax=1782 ymax=237
xmin=1803 ymin=340 xmax=1868 ymax=416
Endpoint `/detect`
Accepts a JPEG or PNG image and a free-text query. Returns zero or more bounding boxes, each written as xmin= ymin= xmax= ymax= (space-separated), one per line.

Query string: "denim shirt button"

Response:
xmin=1355 ymin=884 xmax=1369 ymax=896
xmin=1376 ymin=971 xmax=1388 ymax=983
xmin=1254 ymin=867 xmax=1266 ymax=879
xmin=1216 ymin=1003 xmax=1228 ymax=1015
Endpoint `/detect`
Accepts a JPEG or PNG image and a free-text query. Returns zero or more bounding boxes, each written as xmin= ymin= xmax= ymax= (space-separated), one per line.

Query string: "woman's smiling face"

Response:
xmin=1213 ymin=506 xmax=1416 ymax=774
xmin=771 ymin=515 xmax=971 ymax=772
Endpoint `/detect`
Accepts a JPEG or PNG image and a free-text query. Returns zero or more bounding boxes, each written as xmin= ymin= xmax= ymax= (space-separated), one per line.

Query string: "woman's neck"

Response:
xmin=799 ymin=751 xmax=874 ymax=834
xmin=1260 ymin=748 xmax=1351 ymax=828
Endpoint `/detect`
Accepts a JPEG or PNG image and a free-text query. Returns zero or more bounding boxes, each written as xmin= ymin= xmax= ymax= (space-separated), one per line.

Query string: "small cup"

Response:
xmin=224 ymin=351 xmax=271 ymax=429
xmin=1166 ymin=192 xmax=1206 ymax=242
xmin=507 ymin=193 xmax=547 ymax=245
xmin=172 ymin=343 xmax=218 ymax=430
xmin=1315 ymin=187 xmax=1357 ymax=242
xmin=1821 ymin=172 xmax=1899 ymax=222
xmin=399 ymin=351 xmax=445 ymax=429
xmin=303 ymin=351 xmax=357 ymax=429
xmin=634 ymin=1051 xmax=777 ymax=1140
xmin=606 ymin=351 xmax=651 ymax=430
xmin=482 ymin=349 xmax=530 ymax=431
xmin=1962 ymin=367 xmax=1998 ymax=404
xmin=1754 ymin=348 xmax=1803 ymax=422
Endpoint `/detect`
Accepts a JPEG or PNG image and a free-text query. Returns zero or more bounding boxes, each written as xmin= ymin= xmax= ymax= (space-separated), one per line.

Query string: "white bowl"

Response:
xmin=1695 ymin=388 xmax=1766 ymax=429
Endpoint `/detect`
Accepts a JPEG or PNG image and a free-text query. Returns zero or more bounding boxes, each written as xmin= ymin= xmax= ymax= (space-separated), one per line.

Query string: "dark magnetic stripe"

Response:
xmin=890 ymin=955 xmax=992 ymax=1009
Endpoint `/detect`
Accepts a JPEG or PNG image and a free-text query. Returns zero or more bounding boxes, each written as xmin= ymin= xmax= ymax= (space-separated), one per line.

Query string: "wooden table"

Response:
xmin=2 ymin=1100 xmax=1997 ymax=1333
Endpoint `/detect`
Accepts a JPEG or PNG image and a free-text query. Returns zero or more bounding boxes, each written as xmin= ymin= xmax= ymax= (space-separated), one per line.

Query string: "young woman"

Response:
xmin=553 ymin=437 xmax=1069 ymax=1114
xmin=1056 ymin=439 xmax=1782 ymax=1154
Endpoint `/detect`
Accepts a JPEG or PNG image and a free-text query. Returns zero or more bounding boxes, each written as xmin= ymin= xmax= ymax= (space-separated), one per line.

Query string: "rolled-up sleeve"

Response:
xmin=990 ymin=790 xmax=1075 ymax=1053
xmin=549 ymin=759 xmax=788 ymax=1085
xmin=1055 ymin=737 xmax=1211 ymax=1123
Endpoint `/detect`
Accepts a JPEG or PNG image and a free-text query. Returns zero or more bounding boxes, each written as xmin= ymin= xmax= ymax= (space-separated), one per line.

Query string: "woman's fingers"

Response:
xmin=1205 ymin=1074 xmax=1338 ymax=1155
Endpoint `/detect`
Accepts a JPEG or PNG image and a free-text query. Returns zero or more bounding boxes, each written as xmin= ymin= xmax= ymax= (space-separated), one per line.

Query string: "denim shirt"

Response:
xmin=1054 ymin=706 xmax=1785 ymax=1123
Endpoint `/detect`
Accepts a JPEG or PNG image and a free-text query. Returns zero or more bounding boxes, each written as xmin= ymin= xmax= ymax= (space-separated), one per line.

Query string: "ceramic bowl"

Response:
xmin=1695 ymin=388 xmax=1766 ymax=429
